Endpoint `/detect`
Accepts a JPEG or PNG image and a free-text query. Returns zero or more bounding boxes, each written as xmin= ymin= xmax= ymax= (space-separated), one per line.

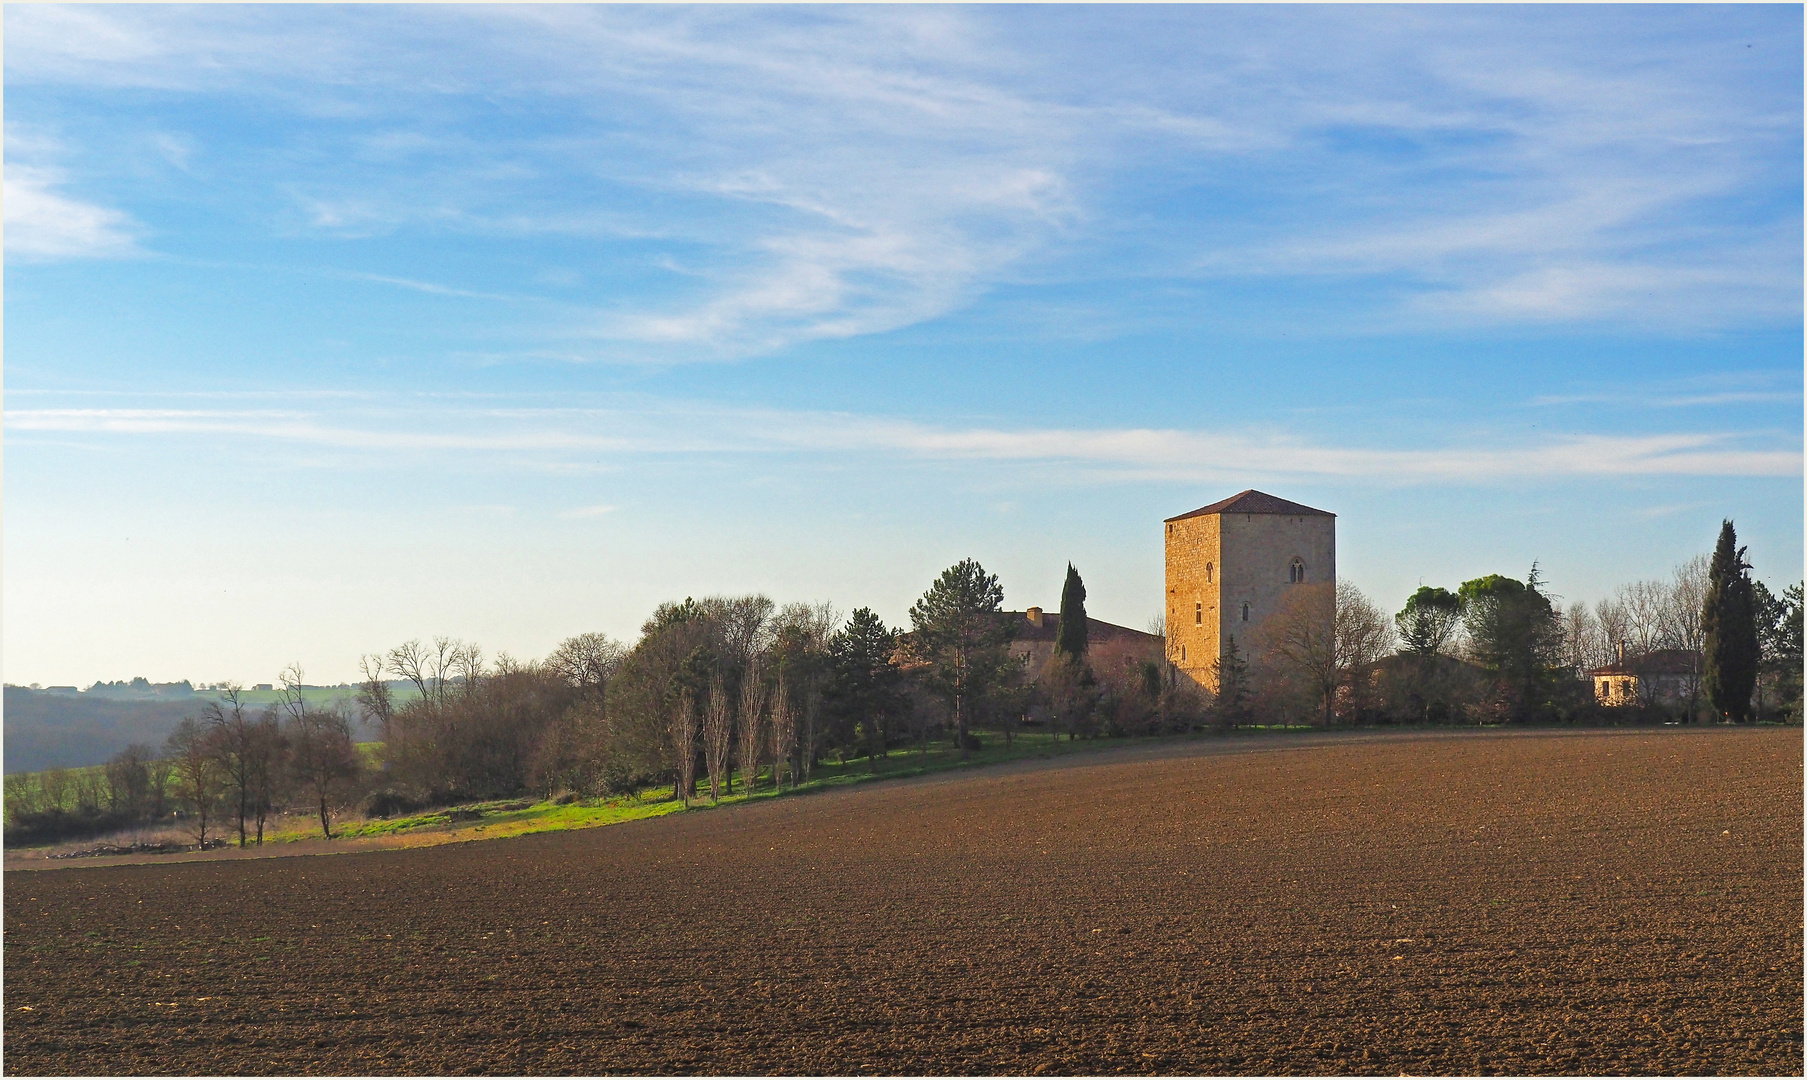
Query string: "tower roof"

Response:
xmin=1165 ymin=489 xmax=1334 ymax=522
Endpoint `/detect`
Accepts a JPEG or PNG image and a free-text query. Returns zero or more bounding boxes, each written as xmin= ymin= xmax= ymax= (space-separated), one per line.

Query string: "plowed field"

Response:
xmin=5 ymin=728 xmax=1801 ymax=1075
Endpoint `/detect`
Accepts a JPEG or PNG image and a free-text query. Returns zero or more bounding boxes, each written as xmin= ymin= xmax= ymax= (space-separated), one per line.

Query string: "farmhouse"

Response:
xmin=1006 ymin=608 xmax=1163 ymax=674
xmin=1588 ymin=648 xmax=1699 ymax=707
xmin=1164 ymin=490 xmax=1335 ymax=693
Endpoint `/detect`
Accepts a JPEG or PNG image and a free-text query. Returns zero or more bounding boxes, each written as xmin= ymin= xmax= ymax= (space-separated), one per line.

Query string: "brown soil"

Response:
xmin=4 ymin=727 xmax=1800 ymax=1075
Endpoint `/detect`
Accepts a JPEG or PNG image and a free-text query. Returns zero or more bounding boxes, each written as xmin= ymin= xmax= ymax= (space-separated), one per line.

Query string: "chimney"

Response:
xmin=1026 ymin=606 xmax=1043 ymax=626
xmin=1615 ymin=641 xmax=1625 ymax=664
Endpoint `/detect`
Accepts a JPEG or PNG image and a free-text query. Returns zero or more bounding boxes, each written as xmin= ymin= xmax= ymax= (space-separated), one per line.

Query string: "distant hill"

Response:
xmin=2 ymin=683 xmax=386 ymax=773
xmin=3 ymin=687 xmax=199 ymax=774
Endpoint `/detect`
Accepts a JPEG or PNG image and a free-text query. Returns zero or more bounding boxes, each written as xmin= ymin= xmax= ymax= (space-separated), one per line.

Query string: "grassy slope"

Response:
xmin=14 ymin=726 xmax=1326 ymax=853
xmin=246 ymin=729 xmax=1223 ymax=849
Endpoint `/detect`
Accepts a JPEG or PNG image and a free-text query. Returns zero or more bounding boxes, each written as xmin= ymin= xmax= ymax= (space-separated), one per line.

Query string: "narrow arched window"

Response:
xmin=1290 ymin=558 xmax=1305 ymax=583
xmin=1206 ymin=562 xmax=1213 ymax=583
xmin=1240 ymin=602 xmax=1250 ymax=622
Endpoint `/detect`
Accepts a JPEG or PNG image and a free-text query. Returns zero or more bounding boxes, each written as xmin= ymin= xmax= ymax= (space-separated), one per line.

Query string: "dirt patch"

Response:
xmin=4 ymin=727 xmax=1800 ymax=1075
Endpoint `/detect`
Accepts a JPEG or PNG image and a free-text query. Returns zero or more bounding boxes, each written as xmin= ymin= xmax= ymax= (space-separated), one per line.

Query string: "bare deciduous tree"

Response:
xmin=1336 ymin=582 xmax=1395 ymax=717
xmin=769 ymin=676 xmax=795 ymax=792
xmin=737 ymin=656 xmax=767 ymax=795
xmin=1258 ymin=579 xmax=1392 ymax=726
xmin=670 ymin=687 xmax=698 ymax=804
xmin=1562 ymin=601 xmax=1609 ymax=674
xmin=546 ymin=632 xmax=626 ymax=693
xmin=165 ymin=717 xmax=227 ymax=846
xmin=702 ymin=674 xmax=733 ymax=804
xmin=356 ymin=654 xmax=394 ymax=734
xmin=205 ymin=684 xmax=263 ymax=848
xmin=287 ymin=701 xmax=361 ymax=840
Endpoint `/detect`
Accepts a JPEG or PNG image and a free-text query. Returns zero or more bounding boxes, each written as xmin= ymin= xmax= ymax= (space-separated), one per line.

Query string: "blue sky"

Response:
xmin=6 ymin=4 xmax=1801 ymax=686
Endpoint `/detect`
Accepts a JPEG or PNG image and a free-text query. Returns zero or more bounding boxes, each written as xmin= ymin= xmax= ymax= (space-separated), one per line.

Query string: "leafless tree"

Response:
xmin=769 ymin=675 xmax=796 ymax=792
xmin=1665 ymin=554 xmax=1708 ymax=716
xmin=1336 ymin=582 xmax=1395 ymax=717
xmin=1594 ymin=597 xmax=1631 ymax=661
xmin=1562 ymin=601 xmax=1609 ymax=675
xmin=702 ymin=674 xmax=733 ymax=804
xmin=670 ymin=687 xmax=699 ymax=804
xmin=546 ymin=632 xmax=626 ymax=694
xmin=451 ymin=640 xmax=485 ymax=700
xmin=1257 ymin=579 xmax=1391 ymax=726
xmin=165 ymin=717 xmax=227 ymax=846
xmin=104 ymin=744 xmax=156 ymax=820
xmin=356 ymin=654 xmax=394 ymax=733
xmin=1255 ymin=583 xmax=1337 ymax=726
xmin=38 ymin=767 xmax=73 ymax=814
xmin=287 ymin=701 xmax=361 ymax=839
xmin=388 ymin=639 xmax=433 ymax=701
xmin=737 ymin=656 xmax=767 ymax=795
xmin=205 ymin=683 xmax=263 ymax=847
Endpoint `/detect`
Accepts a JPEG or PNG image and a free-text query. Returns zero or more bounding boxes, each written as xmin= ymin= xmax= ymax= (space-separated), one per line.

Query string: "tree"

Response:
xmin=1260 ymin=579 xmax=1392 ymax=727
xmin=104 ymin=744 xmax=156 ymax=821
xmin=1055 ymin=563 xmax=1089 ymax=660
xmin=1459 ymin=568 xmax=1564 ymax=723
xmin=908 ymin=559 xmax=1014 ymax=757
xmin=204 ymin=684 xmax=265 ymax=848
xmin=1701 ymin=521 xmax=1758 ymax=723
xmin=768 ymin=675 xmax=795 ymax=791
xmin=670 ymin=687 xmax=699 ymax=803
xmin=1396 ymin=586 xmax=1463 ymax=657
xmin=702 ymin=674 xmax=732 ymax=803
xmin=546 ymin=632 xmax=627 ymax=694
xmin=1211 ymin=634 xmax=1251 ymax=728
xmin=1336 ymin=582 xmax=1395 ymax=719
xmin=165 ymin=717 xmax=227 ymax=846
xmin=280 ymin=666 xmax=361 ymax=838
xmin=286 ymin=702 xmax=361 ymax=839
xmin=1256 ymin=582 xmax=1337 ymax=727
xmin=355 ymin=654 xmax=394 ymax=734
xmin=771 ymin=602 xmax=837 ymax=780
xmin=824 ymin=608 xmax=902 ymax=770
xmin=737 ymin=656 xmax=767 ymax=792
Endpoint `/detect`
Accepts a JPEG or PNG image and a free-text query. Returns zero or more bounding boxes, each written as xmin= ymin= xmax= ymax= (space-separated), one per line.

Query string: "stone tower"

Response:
xmin=1164 ymin=490 xmax=1336 ymax=692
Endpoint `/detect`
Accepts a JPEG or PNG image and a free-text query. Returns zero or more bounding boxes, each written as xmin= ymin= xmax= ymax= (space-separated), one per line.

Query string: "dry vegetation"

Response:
xmin=4 ymin=728 xmax=1799 ymax=1076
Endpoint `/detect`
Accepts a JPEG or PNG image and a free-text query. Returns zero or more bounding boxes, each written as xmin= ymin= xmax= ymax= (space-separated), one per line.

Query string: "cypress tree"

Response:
xmin=1055 ymin=563 xmax=1089 ymax=660
xmin=1701 ymin=520 xmax=1759 ymax=723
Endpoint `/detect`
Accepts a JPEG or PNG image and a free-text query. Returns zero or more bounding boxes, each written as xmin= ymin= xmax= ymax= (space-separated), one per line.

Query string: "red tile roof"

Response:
xmin=1165 ymin=489 xmax=1334 ymax=521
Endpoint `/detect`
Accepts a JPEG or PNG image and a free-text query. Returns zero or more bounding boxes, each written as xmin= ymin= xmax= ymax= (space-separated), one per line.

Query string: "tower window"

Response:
xmin=1206 ymin=561 xmax=1213 ymax=583
xmin=1194 ymin=602 xmax=1203 ymax=625
xmin=1240 ymin=602 xmax=1251 ymax=622
xmin=1289 ymin=558 xmax=1306 ymax=583
xmin=1181 ymin=645 xmax=1187 ymax=662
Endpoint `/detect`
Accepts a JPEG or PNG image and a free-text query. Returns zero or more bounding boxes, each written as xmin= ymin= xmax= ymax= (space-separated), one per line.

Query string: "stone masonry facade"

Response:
xmin=1165 ymin=490 xmax=1336 ymax=693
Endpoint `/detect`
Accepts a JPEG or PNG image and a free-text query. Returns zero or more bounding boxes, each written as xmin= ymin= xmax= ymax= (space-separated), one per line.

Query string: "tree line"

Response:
xmin=7 ymin=521 xmax=1799 ymax=849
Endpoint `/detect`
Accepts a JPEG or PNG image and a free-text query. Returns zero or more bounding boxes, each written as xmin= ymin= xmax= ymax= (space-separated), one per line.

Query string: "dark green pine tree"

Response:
xmin=1055 ymin=563 xmax=1089 ymax=660
xmin=1701 ymin=520 xmax=1759 ymax=723
xmin=1212 ymin=634 xmax=1251 ymax=727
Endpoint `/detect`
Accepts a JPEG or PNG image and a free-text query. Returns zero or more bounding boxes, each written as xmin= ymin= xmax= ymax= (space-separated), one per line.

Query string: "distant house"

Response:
xmin=254 ymin=683 xmax=274 ymax=691
xmin=1005 ymin=608 xmax=1164 ymax=677
xmin=1588 ymin=648 xmax=1699 ymax=707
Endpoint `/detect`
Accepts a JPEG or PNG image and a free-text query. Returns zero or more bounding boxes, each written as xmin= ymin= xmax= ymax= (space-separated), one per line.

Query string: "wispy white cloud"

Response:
xmin=3 ymin=164 xmax=141 ymax=260
xmin=3 ymin=6 xmax=1798 ymax=346
xmin=11 ymin=401 xmax=1797 ymax=482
